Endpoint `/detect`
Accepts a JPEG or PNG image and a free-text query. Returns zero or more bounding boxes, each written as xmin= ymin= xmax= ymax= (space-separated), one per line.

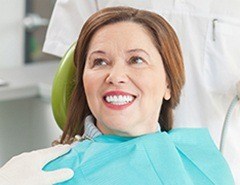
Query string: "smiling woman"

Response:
xmin=43 ymin=6 xmax=234 ymax=185
xmin=83 ymin=21 xmax=172 ymax=136
xmin=61 ymin=6 xmax=185 ymax=143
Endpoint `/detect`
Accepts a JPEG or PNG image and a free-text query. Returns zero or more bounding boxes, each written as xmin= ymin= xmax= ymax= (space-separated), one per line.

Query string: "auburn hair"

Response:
xmin=60 ymin=6 xmax=185 ymax=144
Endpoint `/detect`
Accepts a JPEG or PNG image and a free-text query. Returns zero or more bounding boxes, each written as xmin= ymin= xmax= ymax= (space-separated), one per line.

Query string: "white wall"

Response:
xmin=0 ymin=0 xmax=25 ymax=69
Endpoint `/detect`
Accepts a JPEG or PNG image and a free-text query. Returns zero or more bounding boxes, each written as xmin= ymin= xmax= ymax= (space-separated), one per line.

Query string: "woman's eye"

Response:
xmin=129 ymin=56 xmax=144 ymax=65
xmin=93 ymin=58 xmax=108 ymax=66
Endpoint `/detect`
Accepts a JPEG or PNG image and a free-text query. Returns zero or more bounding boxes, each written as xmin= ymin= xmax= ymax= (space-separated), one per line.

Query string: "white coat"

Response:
xmin=43 ymin=0 xmax=240 ymax=183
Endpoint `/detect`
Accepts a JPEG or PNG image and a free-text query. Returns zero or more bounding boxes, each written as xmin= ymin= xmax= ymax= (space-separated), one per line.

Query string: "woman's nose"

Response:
xmin=105 ymin=64 xmax=128 ymax=85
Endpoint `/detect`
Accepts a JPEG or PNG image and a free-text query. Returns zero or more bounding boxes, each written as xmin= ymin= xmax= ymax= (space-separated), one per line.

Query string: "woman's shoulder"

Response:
xmin=167 ymin=128 xmax=234 ymax=184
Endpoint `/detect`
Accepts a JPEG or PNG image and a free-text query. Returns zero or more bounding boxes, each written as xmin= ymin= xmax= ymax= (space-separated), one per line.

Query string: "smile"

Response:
xmin=103 ymin=91 xmax=137 ymax=110
xmin=105 ymin=95 xmax=134 ymax=104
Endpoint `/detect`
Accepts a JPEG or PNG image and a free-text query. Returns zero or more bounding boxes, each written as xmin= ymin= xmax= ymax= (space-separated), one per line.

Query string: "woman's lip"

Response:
xmin=102 ymin=97 xmax=135 ymax=110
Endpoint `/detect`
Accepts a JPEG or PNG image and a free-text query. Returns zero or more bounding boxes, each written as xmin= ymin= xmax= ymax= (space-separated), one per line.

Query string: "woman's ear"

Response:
xmin=164 ymin=83 xmax=171 ymax=100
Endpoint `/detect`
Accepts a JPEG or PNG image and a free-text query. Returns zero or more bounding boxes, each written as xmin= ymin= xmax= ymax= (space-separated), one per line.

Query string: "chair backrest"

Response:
xmin=51 ymin=43 xmax=76 ymax=130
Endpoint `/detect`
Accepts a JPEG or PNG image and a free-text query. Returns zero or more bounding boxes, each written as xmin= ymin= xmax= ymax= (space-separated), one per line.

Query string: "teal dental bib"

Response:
xmin=43 ymin=128 xmax=234 ymax=185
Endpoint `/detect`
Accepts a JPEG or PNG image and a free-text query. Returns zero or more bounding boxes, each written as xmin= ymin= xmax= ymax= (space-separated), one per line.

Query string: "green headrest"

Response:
xmin=51 ymin=43 xmax=76 ymax=130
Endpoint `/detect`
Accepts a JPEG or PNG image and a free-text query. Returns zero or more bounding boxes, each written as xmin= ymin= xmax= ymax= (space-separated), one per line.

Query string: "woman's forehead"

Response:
xmin=88 ymin=22 xmax=156 ymax=53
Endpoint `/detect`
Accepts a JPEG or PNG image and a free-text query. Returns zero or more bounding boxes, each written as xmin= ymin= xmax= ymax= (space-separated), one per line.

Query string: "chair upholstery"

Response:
xmin=51 ymin=43 xmax=76 ymax=130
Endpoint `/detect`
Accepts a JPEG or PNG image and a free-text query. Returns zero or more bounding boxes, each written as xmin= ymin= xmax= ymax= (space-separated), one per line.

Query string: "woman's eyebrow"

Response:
xmin=87 ymin=50 xmax=106 ymax=60
xmin=127 ymin=49 xmax=150 ymax=56
xmin=88 ymin=48 xmax=150 ymax=57
xmin=89 ymin=50 xmax=106 ymax=57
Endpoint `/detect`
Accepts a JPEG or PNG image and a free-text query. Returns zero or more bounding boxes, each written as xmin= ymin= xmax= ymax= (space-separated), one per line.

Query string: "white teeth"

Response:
xmin=105 ymin=95 xmax=135 ymax=104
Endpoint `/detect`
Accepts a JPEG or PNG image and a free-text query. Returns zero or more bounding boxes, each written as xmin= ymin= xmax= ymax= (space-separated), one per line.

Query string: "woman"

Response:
xmin=44 ymin=6 xmax=234 ymax=184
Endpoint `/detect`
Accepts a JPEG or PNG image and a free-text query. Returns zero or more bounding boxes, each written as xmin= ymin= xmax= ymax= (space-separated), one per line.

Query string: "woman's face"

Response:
xmin=83 ymin=22 xmax=171 ymax=137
